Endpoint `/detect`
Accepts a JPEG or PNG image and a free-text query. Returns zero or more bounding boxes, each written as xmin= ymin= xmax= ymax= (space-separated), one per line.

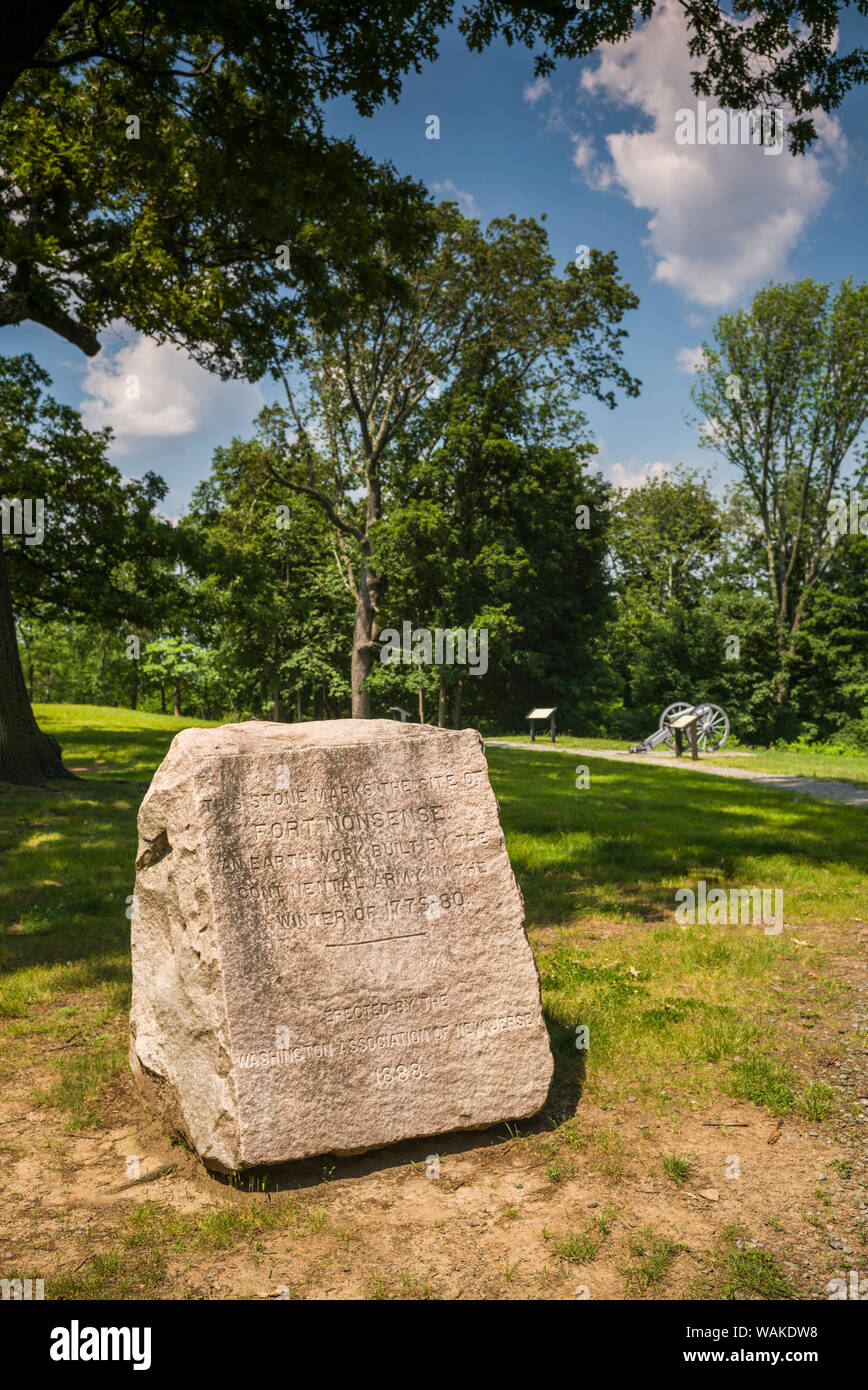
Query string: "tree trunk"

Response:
xmin=18 ymin=625 xmax=34 ymax=701
xmin=272 ymin=632 xmax=280 ymax=720
xmin=452 ymin=678 xmax=463 ymax=730
xmin=130 ymin=657 xmax=138 ymax=711
xmin=350 ymin=556 xmax=382 ymax=718
xmin=418 ymin=687 xmax=424 ymax=724
xmin=0 ymin=530 xmax=71 ymax=783
xmin=296 ymin=689 xmax=302 ymax=722
xmin=173 ymin=684 xmax=181 ymax=718
xmin=97 ymin=634 xmax=106 ymax=703
xmin=350 ymin=599 xmax=374 ymax=718
xmin=438 ymin=674 xmax=447 ymax=728
xmin=775 ymin=642 xmax=796 ymax=708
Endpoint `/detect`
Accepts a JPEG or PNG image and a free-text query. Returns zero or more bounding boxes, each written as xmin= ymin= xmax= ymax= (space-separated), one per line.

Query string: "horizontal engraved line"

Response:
xmin=323 ymin=932 xmax=429 ymax=947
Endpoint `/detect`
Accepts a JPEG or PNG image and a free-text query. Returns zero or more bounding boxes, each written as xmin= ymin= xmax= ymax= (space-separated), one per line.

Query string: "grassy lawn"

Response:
xmin=1 ymin=705 xmax=865 ymax=1300
xmin=33 ymin=703 xmax=220 ymax=781
xmin=486 ymin=743 xmax=864 ymax=1116
xmin=0 ymin=707 xmax=217 ymax=1127
xmin=489 ymin=730 xmax=868 ymax=786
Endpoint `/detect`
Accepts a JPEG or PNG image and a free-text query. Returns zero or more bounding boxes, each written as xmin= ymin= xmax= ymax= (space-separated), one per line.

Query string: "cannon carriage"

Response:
xmin=629 ymin=701 xmax=730 ymax=756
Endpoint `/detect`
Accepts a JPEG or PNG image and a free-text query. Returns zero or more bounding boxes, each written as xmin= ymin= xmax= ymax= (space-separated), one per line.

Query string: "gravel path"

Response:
xmin=485 ymin=741 xmax=868 ymax=807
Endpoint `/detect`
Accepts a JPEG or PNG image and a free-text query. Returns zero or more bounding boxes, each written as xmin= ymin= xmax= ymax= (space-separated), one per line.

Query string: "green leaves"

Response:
xmin=0 ymin=352 xmax=176 ymax=629
xmin=689 ymin=277 xmax=868 ymax=707
xmin=1 ymin=4 xmax=438 ymax=370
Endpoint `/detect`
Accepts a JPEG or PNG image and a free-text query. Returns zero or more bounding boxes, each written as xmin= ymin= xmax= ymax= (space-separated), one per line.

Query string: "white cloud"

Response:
xmin=675 ymin=344 xmax=707 ymax=373
xmin=430 ymin=179 xmax=478 ymax=217
xmin=79 ymin=329 xmax=264 ymax=457
xmin=578 ymin=3 xmax=845 ymax=307
xmin=608 ymin=459 xmax=671 ymax=490
xmin=523 ymin=76 xmax=551 ymax=106
xmin=571 ymin=135 xmax=595 ymax=170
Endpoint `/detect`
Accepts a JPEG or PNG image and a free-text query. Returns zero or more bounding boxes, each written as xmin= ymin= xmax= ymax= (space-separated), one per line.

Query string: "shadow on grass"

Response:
xmin=0 ymin=777 xmax=137 ymax=986
xmin=47 ymin=724 xmax=181 ymax=781
xmin=486 ymin=746 xmax=868 ymax=927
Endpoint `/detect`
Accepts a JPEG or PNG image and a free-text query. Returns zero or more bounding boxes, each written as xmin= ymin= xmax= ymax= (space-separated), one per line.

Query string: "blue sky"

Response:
xmin=3 ymin=2 xmax=867 ymax=512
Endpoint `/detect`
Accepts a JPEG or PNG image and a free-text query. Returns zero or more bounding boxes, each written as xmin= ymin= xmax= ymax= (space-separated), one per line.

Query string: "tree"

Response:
xmin=4 ymin=2 xmax=865 ymax=153
xmin=17 ymin=616 xmax=146 ymax=708
xmin=259 ymin=203 xmax=639 ymax=716
xmin=181 ymin=438 xmax=353 ymax=721
xmin=691 ymin=278 xmax=868 ymax=712
xmin=1 ymin=4 xmax=441 ymax=777
xmin=0 ymin=12 xmax=433 ymax=364
xmin=790 ymin=531 xmax=868 ymax=745
xmin=140 ymin=637 xmax=209 ymax=719
xmin=462 ymin=2 xmax=868 ymax=154
xmin=607 ymin=468 xmax=722 ymax=614
xmin=0 ymin=353 xmax=174 ymax=781
xmin=376 ymin=372 xmax=612 ymax=730
xmin=601 ymin=468 xmax=723 ymax=734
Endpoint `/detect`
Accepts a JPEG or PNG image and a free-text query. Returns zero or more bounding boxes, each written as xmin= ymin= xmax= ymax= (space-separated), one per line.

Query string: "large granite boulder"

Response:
xmin=130 ymin=720 xmax=553 ymax=1170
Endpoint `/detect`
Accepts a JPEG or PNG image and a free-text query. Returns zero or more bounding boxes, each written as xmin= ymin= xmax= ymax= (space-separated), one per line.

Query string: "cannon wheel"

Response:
xmin=697 ymin=703 xmax=730 ymax=752
xmin=659 ymin=701 xmax=692 ymax=748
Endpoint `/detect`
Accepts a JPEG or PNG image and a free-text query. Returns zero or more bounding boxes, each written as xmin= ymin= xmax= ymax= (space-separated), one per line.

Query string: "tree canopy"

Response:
xmin=4 ymin=2 xmax=866 ymax=153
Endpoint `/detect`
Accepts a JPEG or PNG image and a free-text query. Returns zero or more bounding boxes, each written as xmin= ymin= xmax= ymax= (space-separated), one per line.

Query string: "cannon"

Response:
xmin=629 ymin=701 xmax=730 ymax=755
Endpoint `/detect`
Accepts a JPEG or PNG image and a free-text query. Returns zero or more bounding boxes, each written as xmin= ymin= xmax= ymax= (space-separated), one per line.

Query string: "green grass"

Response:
xmin=710 ymin=1225 xmax=797 ymax=1300
xmin=42 ymin=1194 xmax=317 ymax=1299
xmin=487 ymin=742 xmax=862 ymax=1115
xmin=1 ymin=703 xmax=863 ymax=1303
xmin=727 ymin=1059 xmax=838 ymax=1120
xmin=624 ymin=1228 xmax=684 ymax=1294
xmin=486 ymin=743 xmax=866 ymax=926
xmin=701 ymin=747 xmax=868 ymax=785
xmin=0 ymin=705 xmax=215 ymax=1116
xmin=550 ymin=1209 xmax=615 ymax=1264
xmin=33 ymin=703 xmax=220 ymax=781
xmin=34 ymin=1036 xmax=128 ymax=1130
xmin=661 ymin=1154 xmax=694 ymax=1185
xmin=728 ymin=1056 xmax=797 ymax=1114
xmin=830 ymin=1158 xmax=852 ymax=1180
xmin=489 ymin=733 xmax=629 ymax=751
xmin=365 ymin=1269 xmax=441 ymax=1300
xmin=46 ymin=1249 xmax=168 ymax=1301
xmin=124 ymin=1196 xmax=302 ymax=1251
xmin=488 ymin=732 xmax=868 ymax=787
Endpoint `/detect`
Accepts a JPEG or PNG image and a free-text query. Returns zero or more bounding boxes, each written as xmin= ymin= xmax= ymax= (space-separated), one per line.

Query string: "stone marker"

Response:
xmin=130 ymin=720 xmax=553 ymax=1170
